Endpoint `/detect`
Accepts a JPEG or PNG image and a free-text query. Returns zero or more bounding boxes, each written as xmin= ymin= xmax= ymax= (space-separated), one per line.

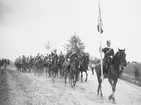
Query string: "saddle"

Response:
xmin=103 ymin=56 xmax=112 ymax=77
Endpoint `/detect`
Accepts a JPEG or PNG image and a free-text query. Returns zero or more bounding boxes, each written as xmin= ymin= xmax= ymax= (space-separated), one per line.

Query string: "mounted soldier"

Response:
xmin=69 ymin=52 xmax=77 ymax=62
xmin=59 ymin=51 xmax=65 ymax=64
xmin=52 ymin=49 xmax=58 ymax=65
xmin=101 ymin=40 xmax=114 ymax=77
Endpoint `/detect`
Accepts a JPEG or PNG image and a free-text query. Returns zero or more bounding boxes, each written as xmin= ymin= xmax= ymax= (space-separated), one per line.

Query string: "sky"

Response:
xmin=0 ymin=0 xmax=141 ymax=62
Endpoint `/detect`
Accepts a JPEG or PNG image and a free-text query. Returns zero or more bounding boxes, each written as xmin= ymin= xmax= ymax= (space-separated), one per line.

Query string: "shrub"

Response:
xmin=133 ymin=65 xmax=141 ymax=82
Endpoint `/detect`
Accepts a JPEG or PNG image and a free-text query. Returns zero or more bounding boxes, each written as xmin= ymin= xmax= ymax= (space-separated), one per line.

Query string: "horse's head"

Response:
xmin=115 ymin=48 xmax=127 ymax=73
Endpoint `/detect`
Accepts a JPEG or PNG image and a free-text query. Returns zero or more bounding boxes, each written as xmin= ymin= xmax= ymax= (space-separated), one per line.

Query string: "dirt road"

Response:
xmin=1 ymin=69 xmax=141 ymax=105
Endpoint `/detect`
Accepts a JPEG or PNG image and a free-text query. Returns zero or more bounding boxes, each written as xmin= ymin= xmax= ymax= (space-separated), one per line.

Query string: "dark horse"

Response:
xmin=95 ymin=48 xmax=127 ymax=103
xmin=69 ymin=58 xmax=80 ymax=87
xmin=79 ymin=54 xmax=89 ymax=82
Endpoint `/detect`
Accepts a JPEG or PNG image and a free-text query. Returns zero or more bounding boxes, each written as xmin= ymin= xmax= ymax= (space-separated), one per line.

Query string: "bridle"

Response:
xmin=116 ymin=51 xmax=127 ymax=73
xmin=78 ymin=56 xmax=88 ymax=70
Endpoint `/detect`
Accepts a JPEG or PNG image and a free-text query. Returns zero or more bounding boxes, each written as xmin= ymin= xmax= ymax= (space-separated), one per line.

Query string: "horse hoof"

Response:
xmin=112 ymin=100 xmax=116 ymax=104
xmin=101 ymin=94 xmax=103 ymax=98
xmin=112 ymin=97 xmax=116 ymax=103
xmin=108 ymin=95 xmax=112 ymax=100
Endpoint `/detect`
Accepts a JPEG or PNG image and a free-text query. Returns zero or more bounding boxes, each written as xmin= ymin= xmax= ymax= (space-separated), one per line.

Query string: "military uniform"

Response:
xmin=102 ymin=41 xmax=114 ymax=74
xmin=69 ymin=52 xmax=78 ymax=62
xmin=52 ymin=50 xmax=58 ymax=65
xmin=59 ymin=53 xmax=65 ymax=63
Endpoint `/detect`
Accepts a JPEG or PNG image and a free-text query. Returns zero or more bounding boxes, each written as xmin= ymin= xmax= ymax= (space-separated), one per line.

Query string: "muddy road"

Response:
xmin=0 ymin=68 xmax=141 ymax=105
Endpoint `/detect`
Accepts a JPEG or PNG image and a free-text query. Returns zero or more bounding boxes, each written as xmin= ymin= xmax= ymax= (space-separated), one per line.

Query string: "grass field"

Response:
xmin=123 ymin=63 xmax=141 ymax=76
xmin=121 ymin=63 xmax=141 ymax=86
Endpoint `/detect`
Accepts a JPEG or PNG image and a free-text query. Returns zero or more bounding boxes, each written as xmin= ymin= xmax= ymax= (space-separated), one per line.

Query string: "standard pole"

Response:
xmin=98 ymin=0 xmax=103 ymax=81
xmin=100 ymin=40 xmax=103 ymax=80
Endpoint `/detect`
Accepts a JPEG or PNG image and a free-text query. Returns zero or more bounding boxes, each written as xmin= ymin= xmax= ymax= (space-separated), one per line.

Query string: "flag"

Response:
xmin=97 ymin=4 xmax=103 ymax=34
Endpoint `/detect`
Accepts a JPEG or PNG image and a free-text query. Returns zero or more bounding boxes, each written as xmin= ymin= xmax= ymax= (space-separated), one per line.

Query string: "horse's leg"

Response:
xmin=64 ymin=71 xmax=67 ymax=86
xmin=60 ymin=68 xmax=62 ymax=78
xmin=73 ymin=73 xmax=77 ymax=87
xmin=85 ymin=71 xmax=88 ymax=82
xmin=111 ymin=79 xmax=118 ymax=102
xmin=60 ymin=68 xmax=63 ymax=78
xmin=69 ymin=72 xmax=71 ymax=84
xmin=48 ymin=67 xmax=50 ymax=77
xmin=108 ymin=78 xmax=113 ymax=100
xmin=70 ymin=73 xmax=74 ymax=87
xmin=76 ymin=70 xmax=80 ymax=82
xmin=108 ymin=78 xmax=117 ymax=102
xmin=55 ymin=66 xmax=58 ymax=78
xmin=81 ymin=71 xmax=83 ymax=82
xmin=69 ymin=73 xmax=72 ymax=86
xmin=62 ymin=68 xmax=64 ymax=78
xmin=58 ymin=67 xmax=60 ymax=77
xmin=46 ymin=68 xmax=47 ymax=76
xmin=56 ymin=69 xmax=58 ymax=78
xmin=97 ymin=76 xmax=103 ymax=97
xmin=92 ymin=67 xmax=94 ymax=75
xmin=38 ymin=68 xmax=40 ymax=76
xmin=99 ymin=79 xmax=103 ymax=97
xmin=40 ymin=68 xmax=41 ymax=76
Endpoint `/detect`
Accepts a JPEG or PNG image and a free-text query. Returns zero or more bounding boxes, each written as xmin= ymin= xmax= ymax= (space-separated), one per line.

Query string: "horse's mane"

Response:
xmin=112 ymin=51 xmax=120 ymax=70
xmin=112 ymin=52 xmax=119 ymax=62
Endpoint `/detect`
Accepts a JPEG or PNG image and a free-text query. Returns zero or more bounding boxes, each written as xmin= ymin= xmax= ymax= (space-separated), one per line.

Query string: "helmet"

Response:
xmin=54 ymin=49 xmax=57 ymax=52
xmin=107 ymin=40 xmax=111 ymax=44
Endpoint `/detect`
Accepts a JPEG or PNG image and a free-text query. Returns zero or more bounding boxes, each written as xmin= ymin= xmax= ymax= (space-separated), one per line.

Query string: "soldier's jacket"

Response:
xmin=70 ymin=53 xmax=77 ymax=60
xmin=102 ymin=47 xmax=114 ymax=58
xmin=59 ymin=54 xmax=64 ymax=60
xmin=51 ymin=53 xmax=58 ymax=64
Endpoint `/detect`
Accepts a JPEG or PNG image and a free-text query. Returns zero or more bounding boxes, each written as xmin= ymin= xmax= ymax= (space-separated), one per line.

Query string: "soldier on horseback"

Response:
xmin=52 ymin=49 xmax=58 ymax=65
xmin=69 ymin=52 xmax=77 ymax=62
xmin=101 ymin=40 xmax=114 ymax=77
xmin=59 ymin=51 xmax=65 ymax=63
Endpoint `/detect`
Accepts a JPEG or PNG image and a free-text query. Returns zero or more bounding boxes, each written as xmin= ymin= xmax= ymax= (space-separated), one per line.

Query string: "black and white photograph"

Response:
xmin=0 ymin=0 xmax=141 ymax=105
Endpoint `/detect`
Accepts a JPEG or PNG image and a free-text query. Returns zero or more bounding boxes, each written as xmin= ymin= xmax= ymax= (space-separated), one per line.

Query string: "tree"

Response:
xmin=45 ymin=41 xmax=52 ymax=54
xmin=64 ymin=32 xmax=85 ymax=57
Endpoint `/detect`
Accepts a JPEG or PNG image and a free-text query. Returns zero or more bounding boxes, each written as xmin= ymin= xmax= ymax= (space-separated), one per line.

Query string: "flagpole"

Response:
xmin=98 ymin=0 xmax=104 ymax=81
xmin=100 ymin=39 xmax=103 ymax=81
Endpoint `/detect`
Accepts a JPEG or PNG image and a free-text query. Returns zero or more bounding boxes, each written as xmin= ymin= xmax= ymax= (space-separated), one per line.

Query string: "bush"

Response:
xmin=122 ymin=63 xmax=141 ymax=86
xmin=134 ymin=65 xmax=141 ymax=82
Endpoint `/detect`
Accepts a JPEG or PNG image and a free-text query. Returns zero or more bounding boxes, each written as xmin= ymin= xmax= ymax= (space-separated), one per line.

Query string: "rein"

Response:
xmin=79 ymin=57 xmax=88 ymax=70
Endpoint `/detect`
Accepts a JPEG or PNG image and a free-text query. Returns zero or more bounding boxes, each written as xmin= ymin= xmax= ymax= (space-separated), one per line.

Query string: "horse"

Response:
xmin=69 ymin=58 xmax=80 ymax=87
xmin=90 ymin=64 xmax=95 ymax=75
xmin=50 ymin=57 xmax=59 ymax=78
xmin=58 ymin=56 xmax=65 ymax=78
xmin=79 ymin=54 xmax=89 ymax=82
xmin=95 ymin=48 xmax=127 ymax=103
xmin=63 ymin=60 xmax=71 ymax=86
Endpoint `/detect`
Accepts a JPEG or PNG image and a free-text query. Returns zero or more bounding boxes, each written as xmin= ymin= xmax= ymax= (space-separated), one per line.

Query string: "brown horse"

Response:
xmin=79 ymin=54 xmax=89 ymax=82
xmin=95 ymin=48 xmax=127 ymax=103
xmin=68 ymin=58 xmax=80 ymax=87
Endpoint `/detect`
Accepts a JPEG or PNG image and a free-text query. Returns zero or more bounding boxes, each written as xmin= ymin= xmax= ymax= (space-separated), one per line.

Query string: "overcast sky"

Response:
xmin=0 ymin=0 xmax=141 ymax=62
